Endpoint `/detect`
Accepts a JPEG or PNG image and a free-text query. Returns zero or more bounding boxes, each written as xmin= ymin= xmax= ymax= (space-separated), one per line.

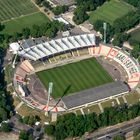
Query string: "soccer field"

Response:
xmin=37 ymin=58 xmax=113 ymax=99
xmin=0 ymin=0 xmax=38 ymax=22
xmin=2 ymin=12 xmax=50 ymax=35
xmin=89 ymin=0 xmax=135 ymax=25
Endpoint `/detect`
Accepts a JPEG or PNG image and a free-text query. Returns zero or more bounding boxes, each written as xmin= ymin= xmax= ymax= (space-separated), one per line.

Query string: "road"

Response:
xmin=85 ymin=117 xmax=140 ymax=140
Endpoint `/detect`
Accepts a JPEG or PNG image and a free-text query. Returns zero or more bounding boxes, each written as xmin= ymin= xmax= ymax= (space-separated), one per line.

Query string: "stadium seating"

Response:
xmin=89 ymin=45 xmax=140 ymax=89
xmin=10 ymin=34 xmax=95 ymax=61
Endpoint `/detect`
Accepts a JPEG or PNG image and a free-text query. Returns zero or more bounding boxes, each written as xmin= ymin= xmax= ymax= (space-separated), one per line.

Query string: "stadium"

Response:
xmin=10 ymin=33 xmax=140 ymax=112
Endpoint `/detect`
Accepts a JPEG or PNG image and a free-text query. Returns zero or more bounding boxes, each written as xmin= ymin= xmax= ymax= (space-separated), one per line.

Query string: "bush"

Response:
xmin=1 ymin=123 xmax=11 ymax=132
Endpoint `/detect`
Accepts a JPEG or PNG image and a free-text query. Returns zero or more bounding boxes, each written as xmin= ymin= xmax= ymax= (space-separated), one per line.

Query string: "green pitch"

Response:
xmin=2 ymin=12 xmax=50 ymax=35
xmin=89 ymin=0 xmax=135 ymax=25
xmin=0 ymin=0 xmax=38 ymax=22
xmin=37 ymin=58 xmax=113 ymax=99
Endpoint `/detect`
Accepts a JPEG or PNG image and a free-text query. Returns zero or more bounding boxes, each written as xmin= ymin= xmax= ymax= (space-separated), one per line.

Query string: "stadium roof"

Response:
xmin=9 ymin=34 xmax=96 ymax=61
xmin=62 ymin=81 xmax=129 ymax=109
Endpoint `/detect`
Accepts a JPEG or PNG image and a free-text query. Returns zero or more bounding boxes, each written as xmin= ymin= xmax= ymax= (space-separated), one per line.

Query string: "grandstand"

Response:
xmin=11 ymin=34 xmax=140 ymax=113
xmin=10 ymin=34 xmax=96 ymax=61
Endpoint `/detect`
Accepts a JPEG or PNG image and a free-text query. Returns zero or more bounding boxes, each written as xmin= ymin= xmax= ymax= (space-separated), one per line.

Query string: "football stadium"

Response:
xmin=10 ymin=34 xmax=140 ymax=112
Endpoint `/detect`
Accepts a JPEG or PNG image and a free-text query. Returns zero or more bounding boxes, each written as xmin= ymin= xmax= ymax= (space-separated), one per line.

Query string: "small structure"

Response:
xmin=47 ymin=0 xmax=75 ymax=7
xmin=53 ymin=16 xmax=70 ymax=25
xmin=9 ymin=42 xmax=20 ymax=54
xmin=51 ymin=113 xmax=57 ymax=122
xmin=62 ymin=31 xmax=70 ymax=37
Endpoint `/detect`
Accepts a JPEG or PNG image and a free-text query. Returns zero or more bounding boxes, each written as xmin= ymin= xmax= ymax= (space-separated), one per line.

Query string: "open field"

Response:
xmin=83 ymin=104 xmax=101 ymax=114
xmin=37 ymin=58 xmax=113 ymax=99
xmin=17 ymin=103 xmax=49 ymax=122
xmin=118 ymin=96 xmax=125 ymax=105
xmin=0 ymin=0 xmax=38 ymax=22
xmin=130 ymin=28 xmax=140 ymax=43
xmin=2 ymin=12 xmax=50 ymax=35
xmin=89 ymin=0 xmax=135 ymax=25
xmin=5 ymin=64 xmax=13 ymax=84
xmin=125 ymin=92 xmax=140 ymax=105
xmin=101 ymin=99 xmax=118 ymax=109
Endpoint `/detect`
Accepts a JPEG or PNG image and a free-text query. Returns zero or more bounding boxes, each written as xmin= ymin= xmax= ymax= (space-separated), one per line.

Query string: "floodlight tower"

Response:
xmin=45 ymin=82 xmax=53 ymax=115
xmin=12 ymin=53 xmax=18 ymax=68
xmin=103 ymin=22 xmax=107 ymax=44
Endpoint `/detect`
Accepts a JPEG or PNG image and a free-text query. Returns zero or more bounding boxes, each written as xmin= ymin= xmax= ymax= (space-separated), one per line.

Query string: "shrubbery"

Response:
xmin=46 ymin=103 xmax=140 ymax=139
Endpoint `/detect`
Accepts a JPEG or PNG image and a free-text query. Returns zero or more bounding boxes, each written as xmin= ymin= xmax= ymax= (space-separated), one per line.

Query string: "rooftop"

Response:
xmin=62 ymin=81 xmax=129 ymax=109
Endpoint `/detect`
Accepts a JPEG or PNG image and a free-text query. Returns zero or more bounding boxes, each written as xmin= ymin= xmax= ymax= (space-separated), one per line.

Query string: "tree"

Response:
xmin=22 ymin=28 xmax=30 ymax=39
xmin=19 ymin=130 xmax=28 ymax=140
xmin=113 ymin=135 xmax=125 ymax=140
xmin=42 ymin=1 xmax=52 ymax=10
xmin=131 ymin=45 xmax=140 ymax=58
xmin=35 ymin=0 xmax=44 ymax=5
xmin=73 ymin=6 xmax=89 ymax=25
xmin=138 ymin=56 xmax=140 ymax=63
xmin=1 ymin=123 xmax=11 ymax=132
xmin=133 ymin=128 xmax=140 ymax=137
xmin=52 ymin=5 xmax=69 ymax=15
xmin=112 ymin=33 xmax=130 ymax=47
xmin=44 ymin=125 xmax=55 ymax=136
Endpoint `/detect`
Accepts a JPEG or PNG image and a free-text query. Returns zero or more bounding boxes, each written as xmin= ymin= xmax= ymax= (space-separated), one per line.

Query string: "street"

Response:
xmin=85 ymin=117 xmax=140 ymax=140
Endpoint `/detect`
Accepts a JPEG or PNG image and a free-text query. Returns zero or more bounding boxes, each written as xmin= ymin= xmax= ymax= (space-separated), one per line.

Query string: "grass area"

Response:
xmin=101 ymin=99 xmax=118 ymax=109
xmin=13 ymin=96 xmax=21 ymax=107
xmin=2 ymin=12 xmax=50 ymax=35
xmin=0 ymin=0 xmax=38 ymax=22
xmin=89 ymin=0 xmax=135 ymax=25
xmin=75 ymin=110 xmax=82 ymax=115
xmin=125 ymin=92 xmax=140 ymax=105
xmin=37 ymin=58 xmax=113 ymax=99
xmin=17 ymin=103 xmax=49 ymax=122
xmin=83 ymin=104 xmax=101 ymax=114
xmin=118 ymin=96 xmax=125 ymax=105
xmin=130 ymin=28 xmax=140 ymax=43
xmin=5 ymin=64 xmax=13 ymax=84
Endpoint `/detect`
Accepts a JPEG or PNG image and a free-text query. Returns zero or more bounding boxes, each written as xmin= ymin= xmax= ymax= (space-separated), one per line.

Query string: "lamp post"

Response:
xmin=45 ymin=82 xmax=53 ymax=116
xmin=103 ymin=22 xmax=107 ymax=44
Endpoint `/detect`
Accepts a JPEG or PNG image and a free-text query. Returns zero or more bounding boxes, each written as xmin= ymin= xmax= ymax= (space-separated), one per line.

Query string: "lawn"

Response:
xmin=5 ymin=64 xmax=13 ymax=84
xmin=17 ymin=103 xmax=49 ymax=122
xmin=118 ymin=96 xmax=125 ymax=105
xmin=0 ymin=0 xmax=38 ymax=22
xmin=83 ymin=104 xmax=101 ymax=114
xmin=89 ymin=0 xmax=135 ymax=25
xmin=37 ymin=58 xmax=113 ymax=99
xmin=125 ymin=92 xmax=140 ymax=105
xmin=2 ymin=12 xmax=50 ymax=35
xmin=101 ymin=99 xmax=118 ymax=109
xmin=130 ymin=28 xmax=140 ymax=43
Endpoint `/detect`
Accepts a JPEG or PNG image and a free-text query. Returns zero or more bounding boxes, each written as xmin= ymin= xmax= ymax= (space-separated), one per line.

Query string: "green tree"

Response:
xmin=1 ymin=123 xmax=11 ymax=132
xmin=44 ymin=125 xmax=55 ymax=136
xmin=52 ymin=5 xmax=69 ymax=15
xmin=131 ymin=45 xmax=140 ymax=58
xmin=73 ymin=6 xmax=89 ymax=25
xmin=19 ymin=130 xmax=28 ymax=140
xmin=22 ymin=28 xmax=30 ymax=39
xmin=113 ymin=135 xmax=125 ymax=140
xmin=35 ymin=0 xmax=44 ymax=5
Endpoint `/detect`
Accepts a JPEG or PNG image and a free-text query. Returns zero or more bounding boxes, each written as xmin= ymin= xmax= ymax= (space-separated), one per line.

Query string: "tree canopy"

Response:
xmin=52 ymin=5 xmax=69 ymax=15
xmin=45 ymin=103 xmax=140 ymax=139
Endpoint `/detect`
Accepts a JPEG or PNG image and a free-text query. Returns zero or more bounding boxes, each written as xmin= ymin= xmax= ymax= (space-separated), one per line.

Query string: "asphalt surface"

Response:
xmin=86 ymin=118 xmax=140 ymax=140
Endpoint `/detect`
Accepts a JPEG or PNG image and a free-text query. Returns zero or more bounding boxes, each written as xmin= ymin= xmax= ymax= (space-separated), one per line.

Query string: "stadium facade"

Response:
xmin=10 ymin=34 xmax=140 ymax=112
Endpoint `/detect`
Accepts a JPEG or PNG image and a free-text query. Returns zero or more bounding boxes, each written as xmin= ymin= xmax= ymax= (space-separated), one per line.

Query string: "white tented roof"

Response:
xmin=9 ymin=43 xmax=20 ymax=54
xmin=16 ymin=34 xmax=96 ymax=61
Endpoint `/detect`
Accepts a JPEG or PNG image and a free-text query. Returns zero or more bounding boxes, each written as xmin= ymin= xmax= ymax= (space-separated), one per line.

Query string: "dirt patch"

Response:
xmin=0 ymin=132 xmax=18 ymax=140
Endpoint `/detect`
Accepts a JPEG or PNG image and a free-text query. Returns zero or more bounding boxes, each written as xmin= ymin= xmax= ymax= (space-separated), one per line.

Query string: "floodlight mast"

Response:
xmin=46 ymin=82 xmax=53 ymax=113
xmin=103 ymin=22 xmax=107 ymax=44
